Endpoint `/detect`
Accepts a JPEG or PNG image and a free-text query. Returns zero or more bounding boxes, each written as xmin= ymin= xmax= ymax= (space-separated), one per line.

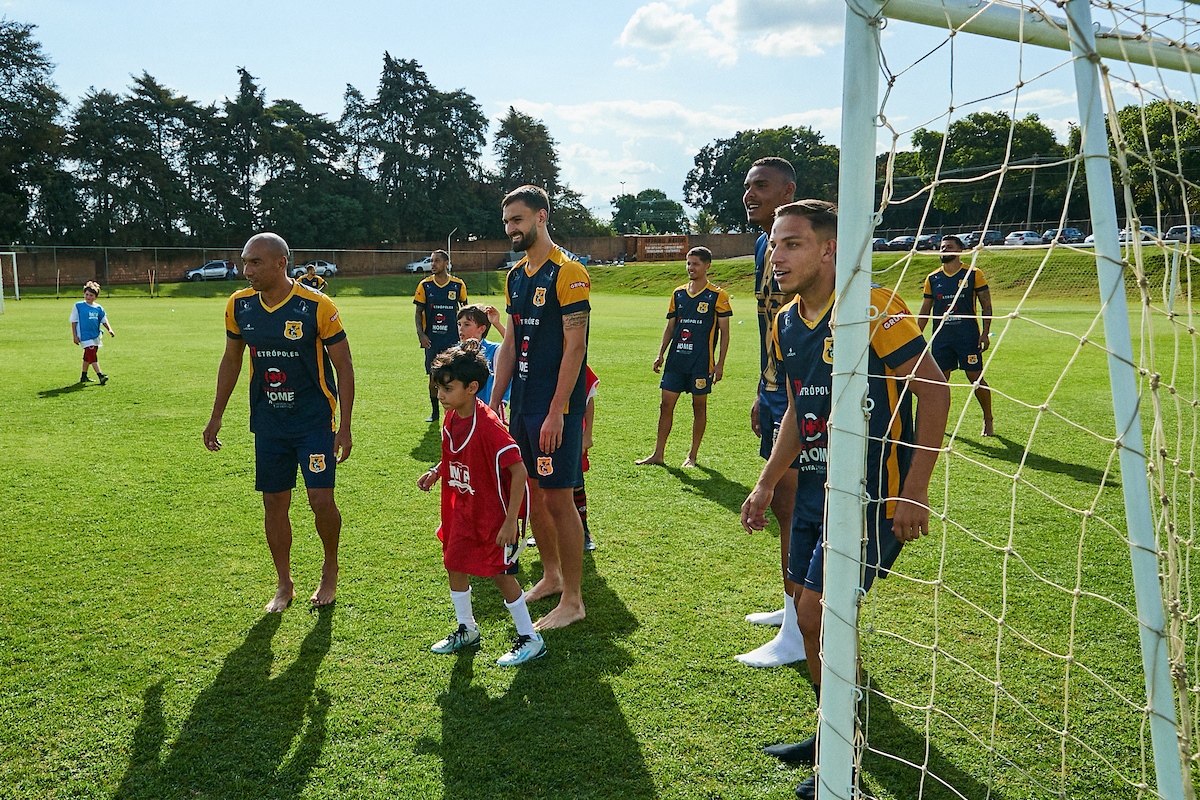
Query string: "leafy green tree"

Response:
xmin=610 ymin=189 xmax=687 ymax=234
xmin=684 ymin=126 xmax=839 ymax=231
xmin=691 ymin=208 xmax=719 ymax=235
xmin=1110 ymin=100 xmax=1200 ymax=219
xmin=493 ymin=107 xmax=560 ymax=194
xmin=551 ymin=187 xmax=611 ymax=238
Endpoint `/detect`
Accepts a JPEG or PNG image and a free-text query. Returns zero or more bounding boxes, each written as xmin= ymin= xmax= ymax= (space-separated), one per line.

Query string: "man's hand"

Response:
xmin=750 ymin=396 xmax=762 ymax=437
xmin=891 ymin=490 xmax=931 ymax=543
xmin=335 ymin=425 xmax=353 ymax=463
xmin=539 ymin=412 xmax=564 ymax=454
xmin=418 ymin=333 xmax=431 ymax=349
xmin=203 ymin=418 xmax=222 ymax=452
xmin=485 ymin=306 xmax=501 ymax=326
xmin=979 ymin=332 xmax=990 ymax=352
xmin=712 ymin=364 xmax=724 ymax=384
xmin=652 ymin=355 xmax=664 ymax=373
xmin=741 ymin=483 xmax=774 ymax=533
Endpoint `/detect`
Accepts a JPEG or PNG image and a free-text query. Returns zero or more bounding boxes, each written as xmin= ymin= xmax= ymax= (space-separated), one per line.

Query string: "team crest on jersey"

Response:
xmin=967 ymin=354 xmax=979 ymax=366
xmin=285 ymin=321 xmax=303 ymax=340
xmin=309 ymin=454 xmax=326 ymax=473
xmin=537 ymin=457 xmax=554 ymax=476
xmin=533 ymin=287 xmax=547 ymax=307
xmin=695 ymin=378 xmax=707 ymax=390
xmin=448 ymin=291 xmax=457 ymax=300
xmin=822 ymin=337 xmax=834 ymax=364
xmin=697 ymin=302 xmax=709 ymax=313
xmin=447 ymin=461 xmax=475 ymax=494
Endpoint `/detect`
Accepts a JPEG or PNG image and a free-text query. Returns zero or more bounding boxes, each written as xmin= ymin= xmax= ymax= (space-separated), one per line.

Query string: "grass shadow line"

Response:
xmin=955 ymin=433 xmax=1116 ymax=488
xmin=38 ymin=382 xmax=90 ymax=398
xmin=663 ymin=463 xmax=753 ymax=516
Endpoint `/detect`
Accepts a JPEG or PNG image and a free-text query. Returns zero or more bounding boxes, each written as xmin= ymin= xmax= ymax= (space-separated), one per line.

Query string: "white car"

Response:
xmin=186 ymin=260 xmax=238 ymax=281
xmin=1005 ymin=231 xmax=1042 ymax=246
xmin=1118 ymin=225 xmax=1158 ymax=242
xmin=290 ymin=259 xmax=337 ymax=278
xmin=406 ymin=256 xmax=434 ymax=273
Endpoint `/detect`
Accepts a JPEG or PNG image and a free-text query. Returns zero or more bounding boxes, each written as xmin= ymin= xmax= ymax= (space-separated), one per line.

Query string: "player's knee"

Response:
xmin=306 ymin=489 xmax=338 ymax=515
xmin=796 ymin=595 xmax=822 ymax=639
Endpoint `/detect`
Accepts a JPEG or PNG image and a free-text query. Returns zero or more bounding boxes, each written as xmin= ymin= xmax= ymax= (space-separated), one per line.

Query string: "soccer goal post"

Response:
xmin=0 ymin=252 xmax=16 ymax=314
xmin=824 ymin=1 xmax=1197 ymax=798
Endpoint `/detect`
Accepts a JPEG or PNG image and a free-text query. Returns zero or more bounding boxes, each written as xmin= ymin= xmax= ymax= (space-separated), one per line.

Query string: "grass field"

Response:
xmin=0 ymin=261 xmax=1194 ymax=799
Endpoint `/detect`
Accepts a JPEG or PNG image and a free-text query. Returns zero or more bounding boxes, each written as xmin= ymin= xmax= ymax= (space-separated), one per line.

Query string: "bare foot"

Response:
xmin=635 ymin=455 xmax=665 ymax=466
xmin=265 ymin=584 xmax=295 ymax=613
xmin=681 ymin=456 xmax=698 ymax=468
xmin=524 ymin=576 xmax=563 ymax=602
xmin=309 ymin=566 xmax=338 ymax=607
xmin=982 ymin=418 xmax=995 ymax=437
xmin=533 ymin=600 xmax=586 ymax=631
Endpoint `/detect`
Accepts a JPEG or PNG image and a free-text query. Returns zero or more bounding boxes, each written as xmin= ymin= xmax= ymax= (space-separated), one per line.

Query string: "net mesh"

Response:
xmin=855 ymin=1 xmax=1199 ymax=797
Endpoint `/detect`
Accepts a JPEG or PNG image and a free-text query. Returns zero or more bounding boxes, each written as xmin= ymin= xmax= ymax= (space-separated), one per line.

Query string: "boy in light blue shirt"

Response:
xmin=70 ymin=281 xmax=115 ymax=384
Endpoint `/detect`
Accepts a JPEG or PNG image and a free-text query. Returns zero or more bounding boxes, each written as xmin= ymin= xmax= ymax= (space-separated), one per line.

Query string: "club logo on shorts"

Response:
xmin=695 ymin=378 xmax=707 ymax=390
xmin=537 ymin=456 xmax=554 ymax=476
xmin=967 ymin=354 xmax=979 ymax=366
xmin=533 ymin=287 xmax=547 ymax=307
xmin=285 ymin=321 xmax=303 ymax=340
xmin=697 ymin=302 xmax=709 ymax=313
xmin=309 ymin=454 xmax=326 ymax=473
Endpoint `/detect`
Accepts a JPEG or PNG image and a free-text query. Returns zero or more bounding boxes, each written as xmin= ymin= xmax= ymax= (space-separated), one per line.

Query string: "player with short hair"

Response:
xmin=636 ymin=246 xmax=731 ymax=468
xmin=490 ymin=184 xmax=590 ymax=631
xmin=203 ymin=232 xmax=355 ymax=613
xmin=70 ymin=280 xmax=115 ymax=384
xmin=737 ymin=156 xmax=808 ymax=668
xmin=742 ymin=201 xmax=949 ymax=799
xmin=416 ymin=340 xmax=545 ymax=666
xmin=415 ymin=249 xmax=468 ymax=422
xmin=298 ymin=264 xmax=328 ymax=293
xmin=455 ymin=304 xmax=509 ymax=415
xmin=917 ymin=234 xmax=995 ymax=436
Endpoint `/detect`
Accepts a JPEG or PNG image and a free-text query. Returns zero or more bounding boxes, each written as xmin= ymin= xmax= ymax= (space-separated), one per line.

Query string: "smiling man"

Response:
xmin=489 ymin=185 xmax=591 ymax=631
xmin=741 ymin=201 xmax=949 ymax=799
xmin=203 ymin=232 xmax=355 ymax=613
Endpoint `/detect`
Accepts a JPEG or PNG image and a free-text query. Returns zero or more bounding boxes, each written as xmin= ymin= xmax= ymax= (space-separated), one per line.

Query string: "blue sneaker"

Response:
xmin=496 ymin=633 xmax=546 ymax=666
xmin=430 ymin=624 xmax=480 ymax=654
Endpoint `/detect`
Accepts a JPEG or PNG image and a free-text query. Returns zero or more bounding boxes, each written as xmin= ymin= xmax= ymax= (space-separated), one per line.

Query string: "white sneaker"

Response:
xmin=745 ymin=607 xmax=786 ymax=626
xmin=430 ymin=624 xmax=480 ymax=654
xmin=734 ymin=627 xmax=807 ymax=667
xmin=496 ymin=633 xmax=546 ymax=666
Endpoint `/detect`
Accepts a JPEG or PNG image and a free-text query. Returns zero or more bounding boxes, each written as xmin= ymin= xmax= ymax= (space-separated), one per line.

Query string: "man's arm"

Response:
xmin=490 ymin=314 xmax=517 ymax=414
xmin=977 ymin=287 xmax=993 ymax=351
xmin=713 ymin=316 xmax=730 ymax=383
xmin=652 ymin=318 xmax=675 ymax=373
xmin=916 ymin=297 xmax=934 ymax=333
xmin=741 ymin=385 xmax=803 ymax=533
xmin=539 ymin=309 xmax=589 ymax=453
xmin=203 ymin=337 xmax=247 ymax=451
xmin=327 ymin=338 xmax=355 ymax=463
xmin=415 ymin=306 xmax=430 ymax=348
xmin=890 ymin=351 xmax=950 ymax=542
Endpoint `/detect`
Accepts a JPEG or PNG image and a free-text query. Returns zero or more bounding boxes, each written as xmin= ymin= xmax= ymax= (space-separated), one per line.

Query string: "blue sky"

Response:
xmin=8 ymin=0 xmax=1185 ymax=219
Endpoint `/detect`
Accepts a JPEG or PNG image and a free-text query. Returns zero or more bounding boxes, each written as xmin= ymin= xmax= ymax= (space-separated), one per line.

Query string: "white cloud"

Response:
xmin=617 ymin=2 xmax=737 ymax=67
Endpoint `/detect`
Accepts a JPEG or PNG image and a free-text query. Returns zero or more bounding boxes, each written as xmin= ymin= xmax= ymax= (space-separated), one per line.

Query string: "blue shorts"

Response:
xmin=759 ymin=386 xmax=802 ymax=469
xmin=510 ymin=412 xmax=584 ymax=489
xmin=255 ymin=428 xmax=336 ymax=494
xmin=931 ymin=325 xmax=982 ymax=374
xmin=660 ymin=369 xmax=711 ymax=395
xmin=788 ymin=510 xmax=902 ymax=594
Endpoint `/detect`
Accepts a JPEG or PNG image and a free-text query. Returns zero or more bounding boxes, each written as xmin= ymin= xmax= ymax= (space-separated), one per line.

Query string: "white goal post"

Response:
xmin=0 ymin=252 xmax=16 ymax=314
xmin=823 ymin=1 xmax=1195 ymax=799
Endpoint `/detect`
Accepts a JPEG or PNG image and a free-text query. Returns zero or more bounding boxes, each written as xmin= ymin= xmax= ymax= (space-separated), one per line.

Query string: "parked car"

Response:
xmin=186 ymin=260 xmax=238 ymax=281
xmin=290 ymin=259 xmax=337 ymax=278
xmin=1042 ymin=227 xmax=1084 ymax=244
xmin=406 ymin=256 xmax=434 ymax=273
xmin=915 ymin=233 xmax=943 ymax=250
xmin=1165 ymin=225 xmax=1200 ymax=243
xmin=1118 ymin=225 xmax=1158 ymax=242
xmin=871 ymin=237 xmax=890 ymax=251
xmin=1005 ymin=230 xmax=1043 ymax=246
xmin=887 ymin=235 xmax=917 ymax=251
xmin=964 ymin=230 xmax=1004 ymax=248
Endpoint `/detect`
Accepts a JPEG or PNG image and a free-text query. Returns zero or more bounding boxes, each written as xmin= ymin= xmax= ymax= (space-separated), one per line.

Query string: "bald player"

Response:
xmin=203 ymin=232 xmax=355 ymax=612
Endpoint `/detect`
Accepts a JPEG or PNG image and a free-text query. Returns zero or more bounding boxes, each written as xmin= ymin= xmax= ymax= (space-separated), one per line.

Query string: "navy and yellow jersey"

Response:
xmin=773 ymin=286 xmax=926 ymax=525
xmin=755 ymin=232 xmax=796 ymax=392
xmin=298 ymin=274 xmax=327 ymax=293
xmin=923 ymin=265 xmax=987 ymax=333
xmin=505 ymin=247 xmax=591 ymax=416
xmin=225 ymin=282 xmax=347 ymax=438
xmin=414 ymin=275 xmax=468 ymax=348
xmin=664 ymin=281 xmax=732 ymax=374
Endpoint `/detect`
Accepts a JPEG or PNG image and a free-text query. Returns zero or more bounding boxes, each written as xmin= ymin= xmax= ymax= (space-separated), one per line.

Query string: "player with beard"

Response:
xmin=736 ymin=157 xmax=807 ymax=668
xmin=489 ymin=185 xmax=590 ymax=631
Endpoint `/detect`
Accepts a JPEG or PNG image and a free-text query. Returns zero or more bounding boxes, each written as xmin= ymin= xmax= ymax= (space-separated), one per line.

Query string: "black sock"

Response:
xmin=812 ymin=683 xmax=821 ymax=703
xmin=431 ymin=395 xmax=439 ymax=417
xmin=81 ymin=371 xmax=88 ymax=382
xmin=574 ymin=486 xmax=587 ymax=524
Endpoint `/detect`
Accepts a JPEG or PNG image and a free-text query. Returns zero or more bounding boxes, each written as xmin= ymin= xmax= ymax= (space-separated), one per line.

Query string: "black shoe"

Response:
xmin=80 ymin=375 xmax=92 ymax=383
xmin=795 ymin=774 xmax=816 ymax=799
xmin=98 ymin=373 xmax=108 ymax=386
xmin=764 ymin=735 xmax=816 ymax=765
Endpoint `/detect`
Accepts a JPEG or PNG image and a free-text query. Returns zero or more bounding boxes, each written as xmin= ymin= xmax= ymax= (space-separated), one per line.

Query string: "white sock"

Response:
xmin=505 ymin=593 xmax=536 ymax=637
xmin=450 ymin=587 xmax=476 ymax=629
xmin=782 ymin=593 xmax=799 ymax=638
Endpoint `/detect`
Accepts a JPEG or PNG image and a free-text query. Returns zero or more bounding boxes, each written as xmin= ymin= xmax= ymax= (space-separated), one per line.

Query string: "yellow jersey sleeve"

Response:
xmin=317 ymin=294 xmax=346 ymax=341
xmin=868 ymin=287 xmax=925 ymax=368
xmin=972 ymin=269 xmax=988 ymax=291
xmin=413 ymin=280 xmax=427 ymax=305
xmin=225 ymin=292 xmax=242 ymax=338
xmin=716 ymin=288 xmax=732 ymax=317
xmin=457 ymin=278 xmax=469 ymax=304
xmin=556 ymin=261 xmax=591 ymax=313
xmin=922 ymin=275 xmax=934 ymax=297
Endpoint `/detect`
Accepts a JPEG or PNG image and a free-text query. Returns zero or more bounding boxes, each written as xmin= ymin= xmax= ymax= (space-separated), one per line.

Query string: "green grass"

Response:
xmin=0 ymin=276 xmax=1194 ymax=798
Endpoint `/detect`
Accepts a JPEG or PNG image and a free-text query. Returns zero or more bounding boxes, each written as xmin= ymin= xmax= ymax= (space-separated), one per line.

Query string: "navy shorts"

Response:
xmin=255 ymin=428 xmax=336 ymax=494
xmin=759 ymin=386 xmax=802 ymax=469
xmin=424 ymin=338 xmax=459 ymax=374
xmin=660 ymin=369 xmax=711 ymax=395
xmin=510 ymin=411 xmax=584 ymax=489
xmin=788 ymin=510 xmax=903 ymax=594
xmin=931 ymin=325 xmax=982 ymax=374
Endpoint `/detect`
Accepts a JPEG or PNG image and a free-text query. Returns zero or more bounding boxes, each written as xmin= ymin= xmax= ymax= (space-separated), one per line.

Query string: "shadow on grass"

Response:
xmin=431 ymin=561 xmax=656 ymax=799
xmin=955 ymin=433 xmax=1115 ymax=488
xmin=114 ymin=608 xmax=333 ymax=800
xmin=664 ymin=464 xmax=752 ymax=516
xmin=38 ymin=382 xmax=90 ymax=398
xmin=860 ymin=675 xmax=993 ymax=800
xmin=410 ymin=416 xmax=442 ymax=462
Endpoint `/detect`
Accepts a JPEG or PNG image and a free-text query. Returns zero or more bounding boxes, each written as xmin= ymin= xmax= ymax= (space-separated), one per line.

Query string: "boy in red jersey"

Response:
xmin=417 ymin=340 xmax=546 ymax=666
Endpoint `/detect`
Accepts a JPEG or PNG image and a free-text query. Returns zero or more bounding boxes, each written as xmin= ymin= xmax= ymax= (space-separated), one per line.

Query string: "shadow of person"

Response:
xmin=955 ymin=433 xmax=1115 ymax=487
xmin=38 ymin=383 xmax=90 ymax=399
xmin=433 ymin=563 xmax=657 ymax=799
xmin=114 ymin=608 xmax=334 ymax=800
xmin=859 ymin=674 xmax=993 ymax=800
xmin=411 ymin=416 xmax=442 ymax=462
xmin=663 ymin=464 xmax=752 ymax=517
